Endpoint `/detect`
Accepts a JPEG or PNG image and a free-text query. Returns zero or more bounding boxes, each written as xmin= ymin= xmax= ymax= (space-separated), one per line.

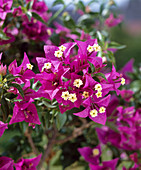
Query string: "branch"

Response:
xmin=37 ymin=120 xmax=93 ymax=169
xmin=56 ymin=121 xmax=93 ymax=145
xmin=24 ymin=128 xmax=38 ymax=155
xmin=37 ymin=126 xmax=57 ymax=169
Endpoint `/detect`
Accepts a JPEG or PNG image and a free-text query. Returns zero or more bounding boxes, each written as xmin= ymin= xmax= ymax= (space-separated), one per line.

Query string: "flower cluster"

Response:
xmin=0 ymin=154 xmax=41 ymax=170
xmin=78 ymin=145 xmax=119 ymax=170
xmin=36 ymin=39 xmax=124 ymax=125
xmin=1 ymin=0 xmax=137 ymax=169
xmin=97 ymin=105 xmax=141 ymax=150
xmin=0 ymin=0 xmax=52 ymax=45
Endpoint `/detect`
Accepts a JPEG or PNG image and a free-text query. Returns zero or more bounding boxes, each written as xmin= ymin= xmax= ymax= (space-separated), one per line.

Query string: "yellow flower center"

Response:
xmin=59 ymin=45 xmax=66 ymax=52
xmin=33 ymin=19 xmax=37 ymax=23
xmin=95 ymin=84 xmax=102 ymax=91
xmin=62 ymin=11 xmax=68 ymax=17
xmin=29 ymin=163 xmax=33 ymax=168
xmin=69 ymin=93 xmax=77 ymax=103
xmin=47 ymin=29 xmax=52 ymax=36
xmin=99 ymin=107 xmax=106 ymax=113
xmin=93 ymin=44 xmax=101 ymax=52
xmin=82 ymin=91 xmax=89 ymax=98
xmin=121 ymin=77 xmax=125 ymax=85
xmin=73 ymin=79 xmax=83 ymax=88
xmin=90 ymin=109 xmax=98 ymax=117
xmin=3 ymin=78 xmax=7 ymax=83
xmin=87 ymin=45 xmax=94 ymax=52
xmin=61 ymin=91 xmax=70 ymax=100
xmin=54 ymin=50 xmax=63 ymax=58
xmin=92 ymin=148 xmax=100 ymax=156
xmin=96 ymin=91 xmax=102 ymax=98
xmin=26 ymin=64 xmax=33 ymax=70
xmin=42 ymin=62 xmax=52 ymax=71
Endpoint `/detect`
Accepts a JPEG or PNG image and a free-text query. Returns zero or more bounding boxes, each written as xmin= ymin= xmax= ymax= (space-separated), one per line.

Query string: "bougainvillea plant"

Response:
xmin=0 ymin=0 xmax=140 ymax=169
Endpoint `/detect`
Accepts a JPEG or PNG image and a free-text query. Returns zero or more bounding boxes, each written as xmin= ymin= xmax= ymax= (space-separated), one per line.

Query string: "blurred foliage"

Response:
xmin=111 ymin=26 xmax=141 ymax=70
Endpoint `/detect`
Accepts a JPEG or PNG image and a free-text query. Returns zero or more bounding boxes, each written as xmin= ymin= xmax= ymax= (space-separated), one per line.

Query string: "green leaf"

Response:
xmin=78 ymin=14 xmax=91 ymax=24
xmin=63 ymin=16 xmax=75 ymax=29
xmin=6 ymin=74 xmax=18 ymax=82
xmin=130 ymin=80 xmax=141 ymax=92
xmin=0 ymin=31 xmax=10 ymax=40
xmin=32 ymin=12 xmax=47 ymax=25
xmin=62 ymin=77 xmax=69 ymax=82
xmin=4 ymin=92 xmax=17 ymax=100
xmin=48 ymin=5 xmax=66 ymax=25
xmin=93 ymin=76 xmax=100 ymax=83
xmin=1 ymin=96 xmax=9 ymax=121
xmin=94 ymin=72 xmax=107 ymax=81
xmin=21 ymin=6 xmax=27 ymax=13
xmin=88 ymin=0 xmax=99 ymax=6
xmin=26 ymin=1 xmax=33 ymax=10
xmin=56 ymin=112 xmax=67 ymax=130
xmin=42 ymin=100 xmax=57 ymax=109
xmin=97 ymin=31 xmax=103 ymax=42
xmin=26 ymin=11 xmax=32 ymax=22
xmin=76 ymin=1 xmax=85 ymax=11
xmin=9 ymin=83 xmax=24 ymax=98
xmin=50 ymin=33 xmax=60 ymax=46
xmin=30 ymin=78 xmax=34 ymax=89
xmin=0 ymin=75 xmax=2 ymax=82
xmin=106 ymin=51 xmax=116 ymax=64
xmin=100 ymin=3 xmax=105 ymax=14
xmin=108 ymin=41 xmax=126 ymax=50
xmin=52 ymin=0 xmax=64 ymax=6
xmin=88 ymin=61 xmax=95 ymax=73
xmin=17 ymin=0 xmax=24 ymax=6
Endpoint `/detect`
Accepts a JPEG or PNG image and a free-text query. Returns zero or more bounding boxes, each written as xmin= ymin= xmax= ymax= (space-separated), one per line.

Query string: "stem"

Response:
xmin=56 ymin=121 xmax=93 ymax=144
xmin=37 ymin=126 xmax=57 ymax=169
xmin=24 ymin=128 xmax=38 ymax=155
xmin=48 ymin=5 xmax=66 ymax=25
xmin=38 ymin=120 xmax=93 ymax=169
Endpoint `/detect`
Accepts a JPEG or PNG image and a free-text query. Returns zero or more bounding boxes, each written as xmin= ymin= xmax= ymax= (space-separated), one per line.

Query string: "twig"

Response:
xmin=56 ymin=121 xmax=93 ymax=144
xmin=24 ymin=128 xmax=38 ymax=155
xmin=37 ymin=120 xmax=93 ymax=169
xmin=37 ymin=126 xmax=57 ymax=169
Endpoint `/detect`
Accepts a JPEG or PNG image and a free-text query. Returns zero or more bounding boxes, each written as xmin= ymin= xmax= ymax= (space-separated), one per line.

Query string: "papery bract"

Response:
xmin=0 ymin=156 xmax=14 ymax=170
xmin=78 ymin=145 xmax=101 ymax=165
xmin=0 ymin=121 xmax=8 ymax=137
xmin=89 ymin=158 xmax=119 ymax=170
xmin=14 ymin=154 xmax=42 ymax=170
xmin=105 ymin=13 xmax=123 ymax=27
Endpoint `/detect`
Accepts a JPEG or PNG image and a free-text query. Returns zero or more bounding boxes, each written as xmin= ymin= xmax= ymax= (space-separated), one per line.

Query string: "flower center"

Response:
xmin=54 ymin=50 xmax=63 ymax=58
xmin=82 ymin=91 xmax=89 ymax=98
xmin=96 ymin=91 xmax=102 ymax=98
xmin=73 ymin=79 xmax=83 ymax=88
xmin=99 ymin=107 xmax=106 ymax=113
xmin=95 ymin=84 xmax=102 ymax=91
xmin=121 ymin=77 xmax=125 ymax=85
xmin=69 ymin=93 xmax=77 ymax=103
xmin=61 ymin=91 xmax=70 ymax=100
xmin=87 ymin=45 xmax=94 ymax=52
xmin=26 ymin=64 xmax=33 ymax=70
xmin=92 ymin=148 xmax=100 ymax=156
xmin=59 ymin=45 xmax=66 ymax=52
xmin=90 ymin=109 xmax=98 ymax=117
xmin=93 ymin=44 xmax=101 ymax=52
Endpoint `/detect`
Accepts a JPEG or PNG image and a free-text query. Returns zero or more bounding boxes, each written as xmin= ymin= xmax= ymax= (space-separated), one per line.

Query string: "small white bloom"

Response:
xmin=99 ymin=107 xmax=106 ymax=113
xmin=73 ymin=79 xmax=83 ymax=88
xmin=90 ymin=109 xmax=98 ymax=117
xmin=54 ymin=50 xmax=63 ymax=58
xmin=93 ymin=44 xmax=101 ymax=52
xmin=26 ymin=63 xmax=33 ymax=70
